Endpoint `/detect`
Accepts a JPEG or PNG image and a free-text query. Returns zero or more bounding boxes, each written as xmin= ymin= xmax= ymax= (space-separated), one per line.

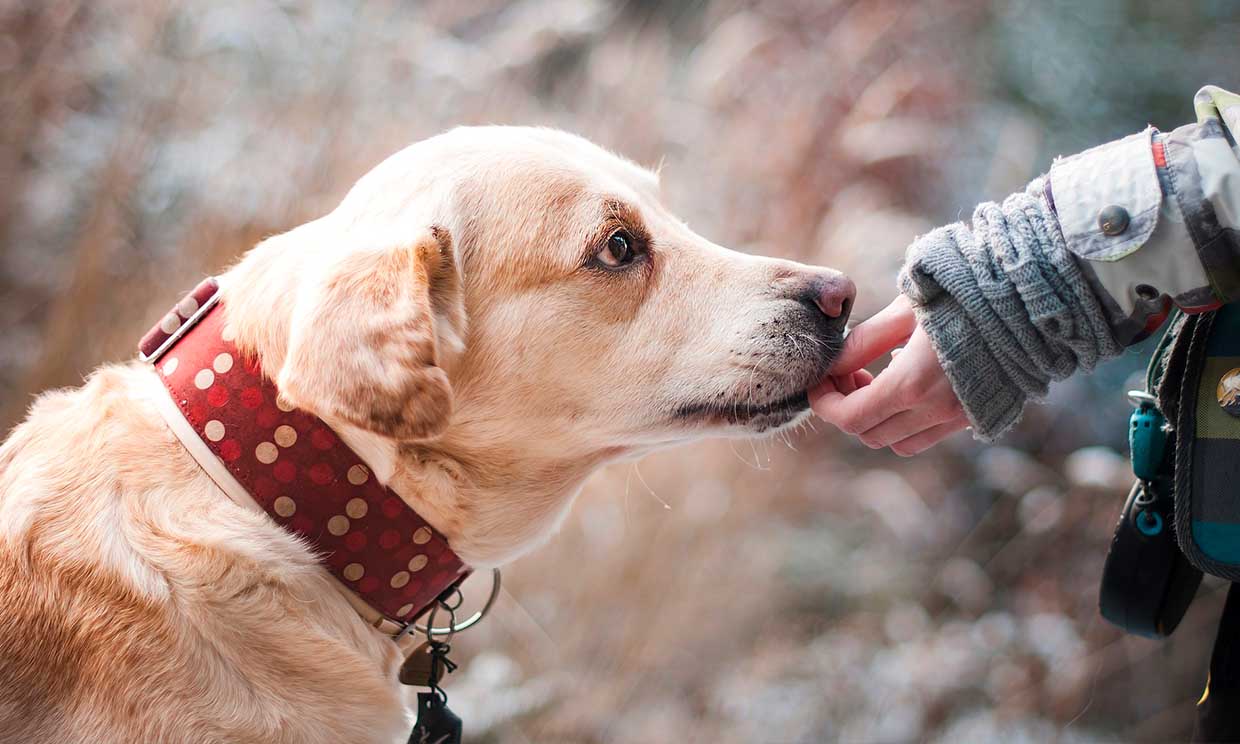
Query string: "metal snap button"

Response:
xmin=1135 ymin=284 xmax=1159 ymax=301
xmin=1098 ymin=205 xmax=1130 ymax=236
xmin=1218 ymin=367 xmax=1240 ymax=416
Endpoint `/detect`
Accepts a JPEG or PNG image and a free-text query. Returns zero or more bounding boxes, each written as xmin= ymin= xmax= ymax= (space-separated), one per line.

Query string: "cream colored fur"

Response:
xmin=0 ymin=127 xmax=851 ymax=743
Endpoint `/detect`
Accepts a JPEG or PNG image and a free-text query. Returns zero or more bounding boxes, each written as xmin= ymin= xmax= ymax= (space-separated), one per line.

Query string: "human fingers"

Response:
xmin=810 ymin=370 xmax=907 ymax=435
xmin=857 ymin=405 xmax=960 ymax=449
xmin=888 ymin=417 xmax=970 ymax=456
xmin=855 ymin=336 xmax=960 ymax=447
xmin=832 ymin=374 xmax=858 ymax=395
xmin=829 ymin=369 xmax=875 ymax=395
xmin=828 ymin=295 xmax=917 ymax=375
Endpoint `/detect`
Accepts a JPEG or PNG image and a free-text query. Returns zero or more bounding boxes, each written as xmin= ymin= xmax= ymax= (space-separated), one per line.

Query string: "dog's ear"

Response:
xmin=276 ymin=227 xmax=463 ymax=441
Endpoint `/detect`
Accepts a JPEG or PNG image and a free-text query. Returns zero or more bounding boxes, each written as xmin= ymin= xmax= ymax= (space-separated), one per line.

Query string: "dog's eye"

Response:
xmin=597 ymin=230 xmax=635 ymax=268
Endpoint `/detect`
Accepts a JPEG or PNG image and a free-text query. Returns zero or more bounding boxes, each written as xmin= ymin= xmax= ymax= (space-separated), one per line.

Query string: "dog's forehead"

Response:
xmin=455 ymin=127 xmax=659 ymax=201
xmin=342 ymin=127 xmax=661 ymax=220
xmin=336 ymin=127 xmax=668 ymax=275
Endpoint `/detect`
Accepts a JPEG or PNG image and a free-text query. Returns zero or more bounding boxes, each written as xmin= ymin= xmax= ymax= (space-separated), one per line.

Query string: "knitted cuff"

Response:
xmin=898 ymin=180 xmax=1123 ymax=442
xmin=911 ymin=293 xmax=1026 ymax=442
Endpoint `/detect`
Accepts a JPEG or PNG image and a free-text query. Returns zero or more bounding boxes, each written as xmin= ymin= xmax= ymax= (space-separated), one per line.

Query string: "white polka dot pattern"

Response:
xmin=390 ymin=571 xmax=410 ymax=588
xmin=136 ymin=277 xmax=221 ymax=361
xmin=343 ymin=563 xmax=365 ymax=581
xmin=160 ymin=313 xmax=181 ymax=334
xmin=408 ymin=554 xmax=428 ymax=572
xmin=162 ymin=357 xmax=179 ymax=376
xmin=327 ymin=515 xmax=350 ymax=535
xmin=212 ymin=352 xmax=233 ymax=374
xmin=194 ymin=369 xmax=214 ymax=390
xmin=274 ymin=425 xmax=297 ymax=448
xmin=176 ymin=296 xmax=199 ymax=317
xmin=347 ymin=464 xmax=370 ymax=485
xmin=412 ymin=527 xmax=432 ymax=545
xmin=273 ymin=496 xmax=296 ymax=517
xmin=346 ymin=498 xmax=368 ymax=519
xmin=204 ymin=420 xmax=225 ymax=442
xmin=255 ymin=442 xmax=278 ymax=464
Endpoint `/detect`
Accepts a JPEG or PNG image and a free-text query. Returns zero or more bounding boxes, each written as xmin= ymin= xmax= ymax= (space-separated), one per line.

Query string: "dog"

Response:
xmin=0 ymin=126 xmax=854 ymax=743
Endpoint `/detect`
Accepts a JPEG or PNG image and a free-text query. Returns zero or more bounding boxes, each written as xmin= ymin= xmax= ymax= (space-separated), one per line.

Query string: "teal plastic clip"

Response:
xmin=1127 ymin=391 xmax=1168 ymax=482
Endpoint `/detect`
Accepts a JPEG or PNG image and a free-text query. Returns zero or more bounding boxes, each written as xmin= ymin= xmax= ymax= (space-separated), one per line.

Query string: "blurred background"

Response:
xmin=3 ymin=0 xmax=1240 ymax=741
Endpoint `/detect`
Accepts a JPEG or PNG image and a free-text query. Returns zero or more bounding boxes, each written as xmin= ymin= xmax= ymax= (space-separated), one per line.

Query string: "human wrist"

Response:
xmin=904 ymin=290 xmax=1024 ymax=442
xmin=897 ymin=181 xmax=1124 ymax=442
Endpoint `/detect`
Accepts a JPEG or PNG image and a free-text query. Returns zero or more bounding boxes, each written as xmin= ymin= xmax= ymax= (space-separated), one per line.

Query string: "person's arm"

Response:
xmin=813 ymin=85 xmax=1240 ymax=451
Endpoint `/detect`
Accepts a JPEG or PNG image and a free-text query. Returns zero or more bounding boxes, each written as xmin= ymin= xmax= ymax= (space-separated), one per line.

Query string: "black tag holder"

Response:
xmin=406 ymin=587 xmax=466 ymax=744
xmin=410 ymin=688 xmax=462 ymax=744
xmin=1099 ymin=464 xmax=1203 ymax=637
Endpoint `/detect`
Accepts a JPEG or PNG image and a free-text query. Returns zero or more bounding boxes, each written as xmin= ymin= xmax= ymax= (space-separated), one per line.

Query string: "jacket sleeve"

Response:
xmin=1047 ymin=85 xmax=1240 ymax=344
xmin=898 ymin=85 xmax=1240 ymax=441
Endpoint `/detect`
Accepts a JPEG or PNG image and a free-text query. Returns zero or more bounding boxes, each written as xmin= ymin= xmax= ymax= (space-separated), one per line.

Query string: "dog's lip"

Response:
xmin=673 ymin=389 xmax=810 ymax=424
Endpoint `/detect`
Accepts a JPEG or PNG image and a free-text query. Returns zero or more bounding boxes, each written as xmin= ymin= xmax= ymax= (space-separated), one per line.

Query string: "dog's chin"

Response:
xmin=673 ymin=389 xmax=812 ymax=434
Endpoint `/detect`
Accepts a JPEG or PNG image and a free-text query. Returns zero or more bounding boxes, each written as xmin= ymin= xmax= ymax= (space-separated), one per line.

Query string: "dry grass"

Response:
xmin=0 ymin=1 xmax=1220 ymax=741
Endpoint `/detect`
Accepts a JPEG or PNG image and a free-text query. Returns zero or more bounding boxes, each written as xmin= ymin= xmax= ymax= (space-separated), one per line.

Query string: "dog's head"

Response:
xmin=225 ymin=127 xmax=853 ymax=563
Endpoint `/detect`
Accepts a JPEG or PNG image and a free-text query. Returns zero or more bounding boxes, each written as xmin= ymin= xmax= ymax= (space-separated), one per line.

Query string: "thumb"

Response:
xmin=829 ymin=294 xmax=917 ymax=374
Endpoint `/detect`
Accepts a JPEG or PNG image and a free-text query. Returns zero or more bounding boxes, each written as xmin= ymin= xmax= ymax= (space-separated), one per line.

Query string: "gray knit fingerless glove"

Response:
xmin=898 ymin=179 xmax=1123 ymax=441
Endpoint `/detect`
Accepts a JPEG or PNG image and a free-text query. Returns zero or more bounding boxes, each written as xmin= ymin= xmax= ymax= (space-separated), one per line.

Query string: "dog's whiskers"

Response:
xmin=631 ymin=461 xmax=671 ymax=510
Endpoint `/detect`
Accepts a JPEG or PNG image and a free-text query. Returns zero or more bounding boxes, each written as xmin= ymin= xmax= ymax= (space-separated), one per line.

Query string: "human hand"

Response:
xmin=810 ymin=295 xmax=969 ymax=455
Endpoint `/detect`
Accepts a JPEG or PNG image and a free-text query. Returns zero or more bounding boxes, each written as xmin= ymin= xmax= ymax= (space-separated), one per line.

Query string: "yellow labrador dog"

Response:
xmin=0 ymin=127 xmax=853 ymax=743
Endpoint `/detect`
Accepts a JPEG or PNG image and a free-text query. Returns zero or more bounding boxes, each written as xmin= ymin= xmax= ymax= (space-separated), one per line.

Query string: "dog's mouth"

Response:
xmin=672 ymin=388 xmax=811 ymax=430
xmin=668 ymin=323 xmax=842 ymax=433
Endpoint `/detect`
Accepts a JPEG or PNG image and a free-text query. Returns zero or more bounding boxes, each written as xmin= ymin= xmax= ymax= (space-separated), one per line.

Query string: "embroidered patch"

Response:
xmin=1218 ymin=367 xmax=1240 ymax=417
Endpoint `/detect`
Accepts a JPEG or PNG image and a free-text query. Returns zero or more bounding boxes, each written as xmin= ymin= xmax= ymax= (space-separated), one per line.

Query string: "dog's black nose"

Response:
xmin=806 ymin=273 xmax=855 ymax=331
xmin=814 ymin=275 xmax=855 ymax=322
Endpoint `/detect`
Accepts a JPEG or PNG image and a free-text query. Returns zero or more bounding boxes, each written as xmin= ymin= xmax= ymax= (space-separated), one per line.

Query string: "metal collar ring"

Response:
xmin=415 ymin=568 xmax=502 ymax=637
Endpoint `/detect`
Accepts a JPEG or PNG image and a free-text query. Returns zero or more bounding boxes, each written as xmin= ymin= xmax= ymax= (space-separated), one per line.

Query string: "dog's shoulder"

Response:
xmin=0 ymin=365 xmax=408 ymax=743
xmin=0 ymin=365 xmax=178 ymax=739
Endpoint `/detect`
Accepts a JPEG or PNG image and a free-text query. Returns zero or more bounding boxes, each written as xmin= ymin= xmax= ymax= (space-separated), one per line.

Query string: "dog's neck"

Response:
xmin=392 ymin=432 xmax=620 ymax=566
xmin=217 ymin=233 xmax=610 ymax=567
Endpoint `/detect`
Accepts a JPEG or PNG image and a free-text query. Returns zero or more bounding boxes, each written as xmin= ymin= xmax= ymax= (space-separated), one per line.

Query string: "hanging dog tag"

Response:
xmin=408 ymin=692 xmax=462 ymax=744
xmin=399 ymin=642 xmax=442 ymax=687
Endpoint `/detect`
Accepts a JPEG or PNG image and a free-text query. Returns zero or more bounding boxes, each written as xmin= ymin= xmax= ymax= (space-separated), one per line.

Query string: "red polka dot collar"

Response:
xmin=139 ymin=278 xmax=470 ymax=630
